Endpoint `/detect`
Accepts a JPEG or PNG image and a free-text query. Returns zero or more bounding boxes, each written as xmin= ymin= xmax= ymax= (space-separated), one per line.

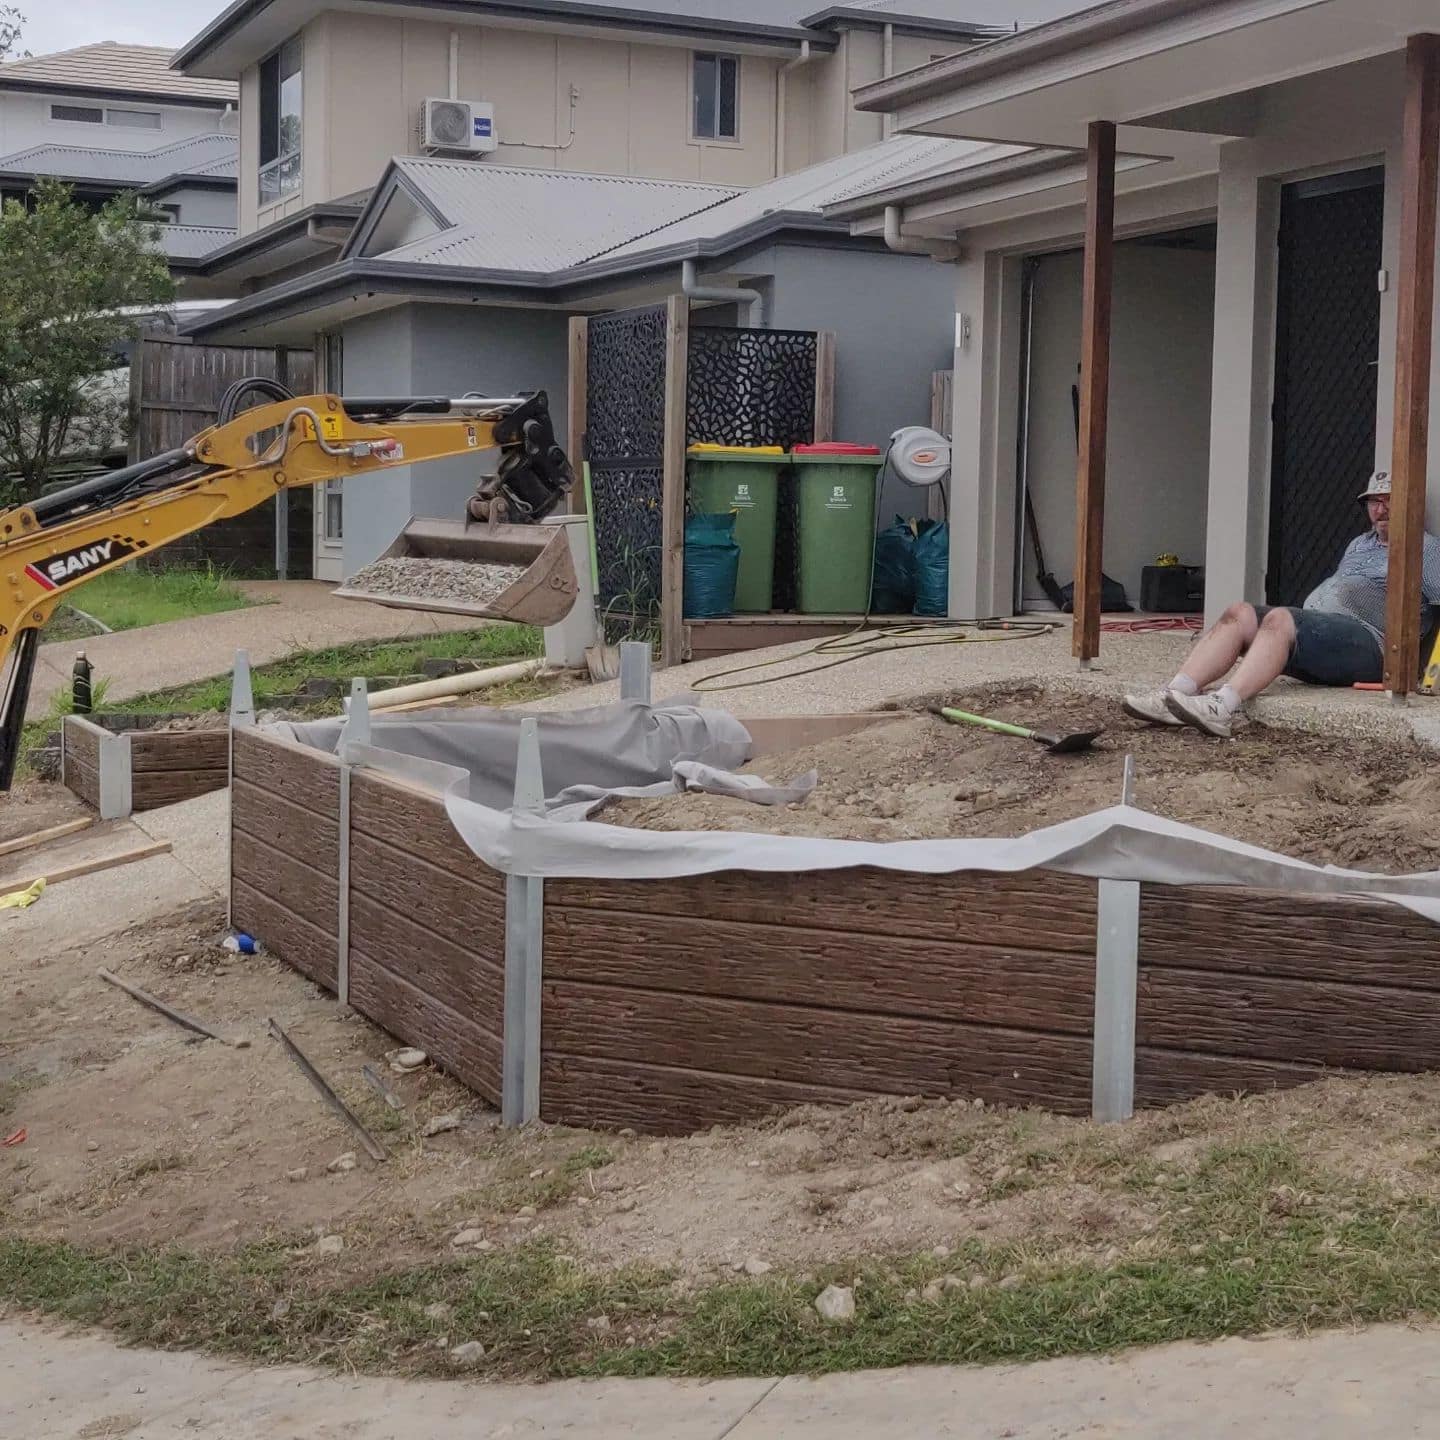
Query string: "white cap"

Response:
xmin=1357 ymin=471 xmax=1391 ymax=501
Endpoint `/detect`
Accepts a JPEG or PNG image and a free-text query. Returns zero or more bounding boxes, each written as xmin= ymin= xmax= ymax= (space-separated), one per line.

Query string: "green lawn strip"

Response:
xmin=45 ymin=567 xmax=257 ymax=636
xmin=18 ymin=625 xmax=547 ymax=776
xmin=100 ymin=623 xmax=546 ymax=717
xmin=4 ymin=1140 xmax=1440 ymax=1381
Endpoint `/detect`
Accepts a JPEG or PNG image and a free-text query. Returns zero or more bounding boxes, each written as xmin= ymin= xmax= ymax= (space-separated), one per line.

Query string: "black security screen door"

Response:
xmin=1267 ymin=169 xmax=1384 ymax=606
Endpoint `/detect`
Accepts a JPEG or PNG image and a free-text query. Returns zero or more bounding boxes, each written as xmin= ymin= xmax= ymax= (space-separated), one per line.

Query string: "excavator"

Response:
xmin=0 ymin=381 xmax=580 ymax=790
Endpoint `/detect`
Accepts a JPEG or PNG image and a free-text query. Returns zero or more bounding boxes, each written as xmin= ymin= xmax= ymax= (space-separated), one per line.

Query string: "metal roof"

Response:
xmin=376 ymin=159 xmax=738 ymax=272
xmin=155 ymin=224 xmax=239 ymax=260
xmin=2 ymin=43 xmax=236 ymax=105
xmin=0 ymin=133 xmax=238 ymax=187
xmin=582 ymin=135 xmax=978 ymax=261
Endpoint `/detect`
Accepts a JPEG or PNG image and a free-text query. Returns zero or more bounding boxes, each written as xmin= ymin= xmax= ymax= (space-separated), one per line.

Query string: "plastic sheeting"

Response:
xmin=277 ymin=701 xmax=1440 ymax=924
xmin=279 ymin=698 xmax=751 ymax=810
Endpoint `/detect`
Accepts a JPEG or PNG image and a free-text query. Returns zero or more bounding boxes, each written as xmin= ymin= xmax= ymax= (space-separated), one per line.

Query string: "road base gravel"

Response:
xmin=344 ymin=557 xmax=525 ymax=608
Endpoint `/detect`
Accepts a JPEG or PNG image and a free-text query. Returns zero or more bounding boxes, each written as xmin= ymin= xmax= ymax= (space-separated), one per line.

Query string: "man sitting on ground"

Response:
xmin=1123 ymin=472 xmax=1440 ymax=738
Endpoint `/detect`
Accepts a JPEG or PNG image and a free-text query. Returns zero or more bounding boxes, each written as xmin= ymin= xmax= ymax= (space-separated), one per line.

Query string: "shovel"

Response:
xmin=929 ymin=705 xmax=1103 ymax=755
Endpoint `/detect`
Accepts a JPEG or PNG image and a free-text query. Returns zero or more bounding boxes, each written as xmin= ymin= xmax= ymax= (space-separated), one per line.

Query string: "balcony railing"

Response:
xmin=258 ymin=151 xmax=302 ymax=207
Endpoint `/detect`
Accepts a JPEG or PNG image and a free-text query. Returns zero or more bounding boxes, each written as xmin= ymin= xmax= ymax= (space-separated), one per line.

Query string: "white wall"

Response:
xmin=0 ymin=92 xmax=231 ymax=156
xmin=1022 ymin=243 xmax=1215 ymax=609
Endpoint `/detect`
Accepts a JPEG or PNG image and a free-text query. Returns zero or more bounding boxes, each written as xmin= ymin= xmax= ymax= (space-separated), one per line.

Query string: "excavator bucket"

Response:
xmin=333 ymin=516 xmax=580 ymax=627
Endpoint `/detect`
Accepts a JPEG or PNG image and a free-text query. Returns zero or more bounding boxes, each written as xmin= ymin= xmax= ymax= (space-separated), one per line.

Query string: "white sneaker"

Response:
xmin=1165 ymin=688 xmax=1236 ymax=739
xmin=1122 ymin=686 xmax=1184 ymax=726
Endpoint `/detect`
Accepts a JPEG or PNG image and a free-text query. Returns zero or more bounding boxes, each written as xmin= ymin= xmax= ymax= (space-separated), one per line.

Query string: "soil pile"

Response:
xmin=604 ymin=682 xmax=1440 ymax=873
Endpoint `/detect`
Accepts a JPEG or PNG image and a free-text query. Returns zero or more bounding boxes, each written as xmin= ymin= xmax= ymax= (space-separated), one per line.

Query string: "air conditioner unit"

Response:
xmin=421 ymin=98 xmax=497 ymax=155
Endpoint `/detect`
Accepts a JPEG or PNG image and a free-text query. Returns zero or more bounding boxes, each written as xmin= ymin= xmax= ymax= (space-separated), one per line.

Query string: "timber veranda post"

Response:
xmin=1073 ymin=120 xmax=1116 ymax=665
xmin=1384 ymin=34 xmax=1440 ymax=698
xmin=661 ymin=295 xmax=690 ymax=667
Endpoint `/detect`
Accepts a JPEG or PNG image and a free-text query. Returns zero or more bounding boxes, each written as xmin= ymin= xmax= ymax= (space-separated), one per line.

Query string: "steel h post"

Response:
xmin=502 ymin=717 xmax=545 ymax=1127
xmin=1093 ymin=758 xmax=1139 ymax=1121
xmin=619 ymin=640 xmax=652 ymax=704
xmin=334 ymin=678 xmax=369 ymax=1008
xmin=226 ymin=649 xmax=255 ymax=928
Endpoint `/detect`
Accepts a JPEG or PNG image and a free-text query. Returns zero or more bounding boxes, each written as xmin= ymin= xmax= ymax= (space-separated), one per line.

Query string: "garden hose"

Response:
xmin=691 ymin=436 xmax=1056 ymax=693
xmin=690 ymin=619 xmax=1056 ymax=693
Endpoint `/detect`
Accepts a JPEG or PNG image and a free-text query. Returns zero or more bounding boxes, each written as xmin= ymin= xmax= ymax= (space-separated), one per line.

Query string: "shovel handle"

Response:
xmin=932 ymin=706 xmax=1035 ymax=741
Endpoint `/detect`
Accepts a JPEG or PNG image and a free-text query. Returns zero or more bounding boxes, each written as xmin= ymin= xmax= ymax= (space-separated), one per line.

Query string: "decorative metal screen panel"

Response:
xmin=686 ymin=327 xmax=818 ymax=449
xmin=1268 ymin=174 xmax=1384 ymax=606
xmin=687 ymin=327 xmax=818 ymax=610
xmin=586 ymin=305 xmax=668 ymax=626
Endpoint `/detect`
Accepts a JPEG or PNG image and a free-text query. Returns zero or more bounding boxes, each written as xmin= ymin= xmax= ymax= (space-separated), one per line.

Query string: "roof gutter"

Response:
xmin=682 ymin=257 xmax=764 ymax=326
xmin=883 ymin=204 xmax=962 ymax=263
xmin=852 ymin=0 xmax=1245 ymax=114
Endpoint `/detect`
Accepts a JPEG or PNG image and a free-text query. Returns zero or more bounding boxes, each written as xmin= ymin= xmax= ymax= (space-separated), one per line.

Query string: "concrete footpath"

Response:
xmin=26 ymin=581 xmax=476 ymax=720
xmin=5 ymin=1318 xmax=1437 ymax=1438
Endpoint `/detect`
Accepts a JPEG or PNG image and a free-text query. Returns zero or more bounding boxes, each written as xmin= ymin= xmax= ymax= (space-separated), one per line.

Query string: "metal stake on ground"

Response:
xmin=502 ymin=717 xmax=545 ymax=1127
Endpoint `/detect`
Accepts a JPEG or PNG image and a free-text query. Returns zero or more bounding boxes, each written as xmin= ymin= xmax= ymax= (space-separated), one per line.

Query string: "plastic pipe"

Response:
xmin=366 ymin=657 xmax=545 ymax=712
xmin=682 ymin=257 xmax=764 ymax=328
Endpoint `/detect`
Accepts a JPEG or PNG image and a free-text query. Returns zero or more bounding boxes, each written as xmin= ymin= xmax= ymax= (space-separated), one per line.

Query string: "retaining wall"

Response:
xmin=229 ymin=724 xmax=1440 ymax=1134
xmin=63 ymin=716 xmax=229 ymax=818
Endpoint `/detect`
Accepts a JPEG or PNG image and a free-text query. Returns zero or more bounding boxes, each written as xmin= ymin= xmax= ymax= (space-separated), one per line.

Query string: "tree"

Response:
xmin=0 ymin=8 xmax=26 ymax=61
xmin=0 ymin=180 xmax=175 ymax=507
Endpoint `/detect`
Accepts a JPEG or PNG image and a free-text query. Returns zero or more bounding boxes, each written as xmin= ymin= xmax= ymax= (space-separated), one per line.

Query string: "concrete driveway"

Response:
xmin=25 ymin=581 xmax=478 ymax=721
xmin=5 ymin=1316 xmax=1437 ymax=1438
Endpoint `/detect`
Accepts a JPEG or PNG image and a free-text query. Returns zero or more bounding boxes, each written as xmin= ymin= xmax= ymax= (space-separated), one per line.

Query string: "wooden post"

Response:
xmin=1073 ymin=120 xmax=1117 ymax=664
xmin=567 ymin=316 xmax=589 ymax=515
xmin=813 ymin=330 xmax=837 ymax=443
xmin=661 ymin=294 xmax=690 ymax=667
xmin=1384 ymin=34 xmax=1440 ymax=697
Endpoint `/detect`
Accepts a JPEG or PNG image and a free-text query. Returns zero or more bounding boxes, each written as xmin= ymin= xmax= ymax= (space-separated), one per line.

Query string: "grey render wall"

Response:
xmin=336 ymin=302 xmax=570 ymax=576
xmin=338 ymin=306 xmax=417 ymax=576
xmin=1023 ymin=242 xmax=1216 ymax=609
xmin=163 ymin=185 xmax=238 ymax=228
xmin=407 ymin=303 xmax=570 ymax=527
xmin=764 ymin=242 xmax=957 ymax=522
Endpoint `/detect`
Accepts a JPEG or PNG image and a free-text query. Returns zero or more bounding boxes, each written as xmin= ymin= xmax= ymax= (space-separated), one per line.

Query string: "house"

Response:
xmin=832 ymin=0 xmax=1440 ymax=695
xmin=173 ymin=0 xmax=1050 ymax=582
xmin=0 ymin=44 xmax=240 ymax=279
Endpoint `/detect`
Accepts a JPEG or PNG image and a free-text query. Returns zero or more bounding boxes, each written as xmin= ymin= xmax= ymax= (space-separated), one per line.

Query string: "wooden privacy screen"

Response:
xmin=231 ymin=726 xmax=1440 ymax=1134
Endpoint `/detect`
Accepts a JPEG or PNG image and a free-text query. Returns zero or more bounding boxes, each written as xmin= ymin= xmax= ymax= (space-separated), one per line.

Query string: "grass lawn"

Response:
xmin=4 ymin=1135 xmax=1440 ymax=1382
xmin=41 ymin=566 xmax=256 ymax=641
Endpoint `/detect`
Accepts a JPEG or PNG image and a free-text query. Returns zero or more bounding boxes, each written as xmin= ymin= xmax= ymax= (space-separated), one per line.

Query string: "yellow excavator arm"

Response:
xmin=0 ymin=388 xmax=574 ymax=789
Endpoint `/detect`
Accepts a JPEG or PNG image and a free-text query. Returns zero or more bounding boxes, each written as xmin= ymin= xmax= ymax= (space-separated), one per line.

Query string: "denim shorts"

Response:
xmin=1254 ymin=606 xmax=1383 ymax=686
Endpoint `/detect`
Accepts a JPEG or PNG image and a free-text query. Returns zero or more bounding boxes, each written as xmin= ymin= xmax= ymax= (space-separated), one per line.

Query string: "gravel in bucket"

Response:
xmin=344 ymin=557 xmax=525 ymax=607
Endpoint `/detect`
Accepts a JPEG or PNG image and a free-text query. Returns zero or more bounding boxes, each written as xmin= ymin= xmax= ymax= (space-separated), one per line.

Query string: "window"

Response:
xmin=51 ymin=103 xmax=103 ymax=123
xmin=258 ymin=35 xmax=303 ymax=205
xmin=106 ymin=107 xmax=162 ymax=129
xmin=50 ymin=103 xmax=162 ymax=128
xmin=693 ymin=52 xmax=739 ymax=141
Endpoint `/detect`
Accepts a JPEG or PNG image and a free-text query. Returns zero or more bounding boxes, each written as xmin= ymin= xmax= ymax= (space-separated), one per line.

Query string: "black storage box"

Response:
xmin=1140 ymin=564 xmax=1204 ymax=614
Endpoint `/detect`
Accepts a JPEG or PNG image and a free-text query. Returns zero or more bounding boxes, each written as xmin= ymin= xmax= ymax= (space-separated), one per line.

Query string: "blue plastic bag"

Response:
xmin=683 ymin=512 xmax=741 ymax=618
xmin=913 ymin=520 xmax=949 ymax=617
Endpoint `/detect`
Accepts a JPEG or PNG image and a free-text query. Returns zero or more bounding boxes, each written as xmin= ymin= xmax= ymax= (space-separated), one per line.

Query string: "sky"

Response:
xmin=17 ymin=1 xmax=231 ymax=59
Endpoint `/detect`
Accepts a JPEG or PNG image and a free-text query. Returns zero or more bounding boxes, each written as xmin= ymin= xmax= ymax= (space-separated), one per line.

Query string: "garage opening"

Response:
xmin=1015 ymin=224 xmax=1217 ymax=616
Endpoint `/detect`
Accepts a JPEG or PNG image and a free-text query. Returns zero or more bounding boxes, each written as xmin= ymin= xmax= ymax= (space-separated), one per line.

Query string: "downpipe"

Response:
xmin=682 ymin=257 xmax=765 ymax=328
xmin=884 ymin=204 xmax=963 ymax=263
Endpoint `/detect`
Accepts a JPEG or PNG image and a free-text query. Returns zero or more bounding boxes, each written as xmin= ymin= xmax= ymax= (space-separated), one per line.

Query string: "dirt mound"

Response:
xmin=604 ymin=682 xmax=1440 ymax=873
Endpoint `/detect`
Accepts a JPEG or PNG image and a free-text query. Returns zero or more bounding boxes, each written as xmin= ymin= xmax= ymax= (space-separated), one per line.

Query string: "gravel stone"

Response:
xmin=814 ymin=1284 xmax=856 ymax=1324
xmin=344 ymin=557 xmax=525 ymax=608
